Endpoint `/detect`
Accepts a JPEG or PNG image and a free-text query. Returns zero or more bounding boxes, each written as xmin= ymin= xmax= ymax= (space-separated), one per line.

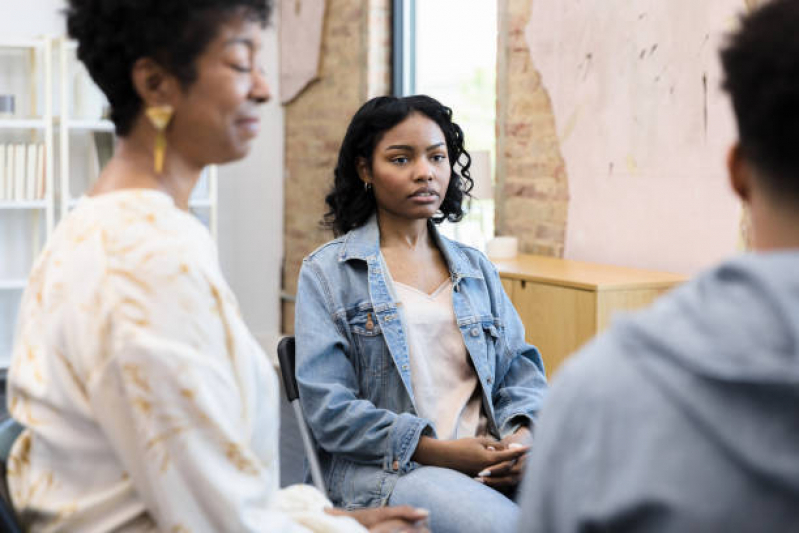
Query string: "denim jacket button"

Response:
xmin=487 ymin=377 xmax=493 ymax=384
xmin=471 ymin=327 xmax=479 ymax=337
xmin=402 ymin=364 xmax=409 ymax=371
xmin=392 ymin=459 xmax=400 ymax=471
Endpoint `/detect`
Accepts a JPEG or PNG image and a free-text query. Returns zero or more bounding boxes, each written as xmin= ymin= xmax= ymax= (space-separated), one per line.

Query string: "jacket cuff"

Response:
xmin=386 ymin=412 xmax=435 ymax=473
xmin=498 ymin=413 xmax=534 ymax=439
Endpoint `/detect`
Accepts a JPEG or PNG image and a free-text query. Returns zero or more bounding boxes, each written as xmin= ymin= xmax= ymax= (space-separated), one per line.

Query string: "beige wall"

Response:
xmin=496 ymin=0 xmax=761 ymax=274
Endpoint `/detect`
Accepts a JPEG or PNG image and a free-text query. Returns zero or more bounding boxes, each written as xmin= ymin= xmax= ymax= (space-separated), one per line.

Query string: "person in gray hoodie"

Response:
xmin=516 ymin=0 xmax=799 ymax=531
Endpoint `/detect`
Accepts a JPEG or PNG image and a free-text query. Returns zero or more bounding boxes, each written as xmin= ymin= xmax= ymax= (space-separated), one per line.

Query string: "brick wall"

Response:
xmin=281 ymin=0 xmax=390 ymax=333
xmin=496 ymin=0 xmax=569 ymax=257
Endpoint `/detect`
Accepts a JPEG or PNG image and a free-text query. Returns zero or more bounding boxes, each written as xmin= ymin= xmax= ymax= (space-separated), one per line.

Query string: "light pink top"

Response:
xmin=393 ymin=279 xmax=487 ymax=440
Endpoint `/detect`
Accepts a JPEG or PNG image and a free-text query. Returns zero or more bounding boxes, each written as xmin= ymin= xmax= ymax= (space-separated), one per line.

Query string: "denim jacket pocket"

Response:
xmin=479 ymin=320 xmax=502 ymax=377
xmin=348 ymin=309 xmax=392 ymax=399
xmin=331 ymin=458 xmax=386 ymax=509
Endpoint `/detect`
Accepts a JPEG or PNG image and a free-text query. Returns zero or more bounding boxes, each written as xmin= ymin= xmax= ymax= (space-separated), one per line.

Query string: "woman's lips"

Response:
xmin=409 ymin=190 xmax=439 ymax=204
xmin=236 ymin=117 xmax=260 ymax=136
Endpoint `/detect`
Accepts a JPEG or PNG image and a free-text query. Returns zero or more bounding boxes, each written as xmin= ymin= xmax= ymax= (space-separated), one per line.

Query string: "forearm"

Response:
xmin=412 ymin=436 xmax=449 ymax=467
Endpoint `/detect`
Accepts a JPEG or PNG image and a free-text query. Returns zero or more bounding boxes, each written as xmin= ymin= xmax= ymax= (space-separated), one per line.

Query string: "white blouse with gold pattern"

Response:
xmin=6 ymin=190 xmax=364 ymax=533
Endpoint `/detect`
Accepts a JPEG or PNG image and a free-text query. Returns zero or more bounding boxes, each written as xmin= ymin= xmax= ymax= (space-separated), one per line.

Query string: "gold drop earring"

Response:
xmin=145 ymin=105 xmax=174 ymax=174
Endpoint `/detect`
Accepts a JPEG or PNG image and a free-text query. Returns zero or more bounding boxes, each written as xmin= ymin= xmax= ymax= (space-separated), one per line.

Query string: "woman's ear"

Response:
xmin=131 ymin=57 xmax=180 ymax=109
xmin=356 ymin=157 xmax=371 ymax=187
xmin=727 ymin=143 xmax=751 ymax=204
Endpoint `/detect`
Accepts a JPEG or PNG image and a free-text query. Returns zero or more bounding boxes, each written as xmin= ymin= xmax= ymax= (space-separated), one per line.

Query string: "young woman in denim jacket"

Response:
xmin=295 ymin=95 xmax=548 ymax=533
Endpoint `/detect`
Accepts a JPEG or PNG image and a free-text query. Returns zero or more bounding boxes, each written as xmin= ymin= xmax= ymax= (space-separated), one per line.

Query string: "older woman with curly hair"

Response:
xmin=5 ymin=2 xmax=427 ymax=532
xmin=294 ymin=95 xmax=548 ymax=533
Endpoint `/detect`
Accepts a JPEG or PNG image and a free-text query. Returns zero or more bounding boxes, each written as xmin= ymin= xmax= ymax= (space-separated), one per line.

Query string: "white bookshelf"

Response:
xmin=0 ymin=38 xmax=221 ymax=366
xmin=58 ymin=38 xmax=218 ymax=234
xmin=0 ymin=37 xmax=54 ymax=367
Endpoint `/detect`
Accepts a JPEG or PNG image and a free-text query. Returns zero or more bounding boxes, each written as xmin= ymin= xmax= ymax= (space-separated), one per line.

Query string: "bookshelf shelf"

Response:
xmin=0 ymin=40 xmax=46 ymax=50
xmin=0 ymin=279 xmax=27 ymax=291
xmin=0 ymin=200 xmax=47 ymax=210
xmin=189 ymin=198 xmax=212 ymax=208
xmin=61 ymin=119 xmax=115 ymax=132
xmin=0 ymin=119 xmax=48 ymax=130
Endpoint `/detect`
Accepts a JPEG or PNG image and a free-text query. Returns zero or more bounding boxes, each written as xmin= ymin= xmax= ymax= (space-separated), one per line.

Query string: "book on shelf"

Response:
xmin=14 ymin=144 xmax=24 ymax=201
xmin=4 ymin=144 xmax=13 ymax=200
xmin=36 ymin=143 xmax=45 ymax=199
xmin=0 ymin=144 xmax=5 ymax=201
xmin=0 ymin=142 xmax=47 ymax=202
xmin=26 ymin=143 xmax=37 ymax=200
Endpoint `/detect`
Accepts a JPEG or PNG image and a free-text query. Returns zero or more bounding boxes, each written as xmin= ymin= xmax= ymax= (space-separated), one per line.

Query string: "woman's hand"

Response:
xmin=326 ymin=505 xmax=430 ymax=532
xmin=412 ymin=436 xmax=528 ymax=476
xmin=475 ymin=426 xmax=532 ymax=489
xmin=368 ymin=518 xmax=429 ymax=533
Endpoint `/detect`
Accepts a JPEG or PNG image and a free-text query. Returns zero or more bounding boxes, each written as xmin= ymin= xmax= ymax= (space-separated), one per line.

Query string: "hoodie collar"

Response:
xmin=338 ymin=214 xmax=483 ymax=280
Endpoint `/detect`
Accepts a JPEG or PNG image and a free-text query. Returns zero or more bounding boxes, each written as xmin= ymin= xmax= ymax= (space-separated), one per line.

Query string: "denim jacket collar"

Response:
xmin=338 ymin=214 xmax=484 ymax=282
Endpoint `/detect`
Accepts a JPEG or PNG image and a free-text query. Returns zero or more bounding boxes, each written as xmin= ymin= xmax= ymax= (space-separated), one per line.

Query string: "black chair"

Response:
xmin=277 ymin=336 xmax=327 ymax=496
xmin=0 ymin=417 xmax=24 ymax=533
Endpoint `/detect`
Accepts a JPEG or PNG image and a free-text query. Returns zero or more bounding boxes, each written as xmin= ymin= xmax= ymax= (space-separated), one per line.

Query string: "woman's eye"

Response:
xmin=229 ymin=63 xmax=252 ymax=73
xmin=391 ymin=156 xmax=409 ymax=165
xmin=431 ymin=154 xmax=447 ymax=162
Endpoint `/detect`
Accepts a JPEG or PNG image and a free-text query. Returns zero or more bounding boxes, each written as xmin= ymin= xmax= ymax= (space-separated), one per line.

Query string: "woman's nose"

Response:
xmin=250 ymin=69 xmax=271 ymax=104
xmin=414 ymin=161 xmax=434 ymax=181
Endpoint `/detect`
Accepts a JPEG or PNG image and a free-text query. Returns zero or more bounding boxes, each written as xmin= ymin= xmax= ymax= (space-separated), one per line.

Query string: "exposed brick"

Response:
xmin=281 ymin=0 xmax=391 ymax=333
xmin=496 ymin=0 xmax=570 ymax=258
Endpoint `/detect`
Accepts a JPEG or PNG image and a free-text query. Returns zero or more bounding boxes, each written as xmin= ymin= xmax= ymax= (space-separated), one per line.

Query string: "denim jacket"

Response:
xmin=294 ymin=216 xmax=548 ymax=509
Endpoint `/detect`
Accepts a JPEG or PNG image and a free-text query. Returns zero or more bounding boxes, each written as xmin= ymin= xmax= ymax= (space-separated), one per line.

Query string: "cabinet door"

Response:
xmin=500 ymin=277 xmax=514 ymax=300
xmin=596 ymin=288 xmax=673 ymax=332
xmin=508 ymin=279 xmax=597 ymax=378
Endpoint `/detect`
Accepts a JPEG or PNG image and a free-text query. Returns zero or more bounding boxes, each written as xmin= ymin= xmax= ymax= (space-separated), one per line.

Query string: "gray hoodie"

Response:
xmin=517 ymin=251 xmax=799 ymax=532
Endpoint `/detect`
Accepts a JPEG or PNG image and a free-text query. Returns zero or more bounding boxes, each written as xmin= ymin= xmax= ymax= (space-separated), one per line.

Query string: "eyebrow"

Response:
xmin=384 ymin=142 xmax=446 ymax=152
xmin=223 ymin=38 xmax=256 ymax=50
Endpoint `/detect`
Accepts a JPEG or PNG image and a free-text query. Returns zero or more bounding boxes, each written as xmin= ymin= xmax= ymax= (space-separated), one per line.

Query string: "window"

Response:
xmin=394 ymin=0 xmax=498 ymax=250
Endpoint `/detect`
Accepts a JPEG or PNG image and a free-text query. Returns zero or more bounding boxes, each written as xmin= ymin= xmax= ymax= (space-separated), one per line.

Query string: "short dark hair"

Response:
xmin=324 ymin=95 xmax=474 ymax=236
xmin=66 ymin=0 xmax=273 ymax=136
xmin=721 ymin=0 xmax=799 ymax=203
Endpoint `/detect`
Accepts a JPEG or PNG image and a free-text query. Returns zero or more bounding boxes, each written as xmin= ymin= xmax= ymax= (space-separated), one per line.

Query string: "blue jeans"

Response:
xmin=388 ymin=466 xmax=519 ymax=533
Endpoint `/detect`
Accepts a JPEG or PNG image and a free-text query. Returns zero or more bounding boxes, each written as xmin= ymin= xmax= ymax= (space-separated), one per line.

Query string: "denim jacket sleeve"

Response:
xmin=487 ymin=264 xmax=548 ymax=438
xmin=294 ymin=259 xmax=434 ymax=472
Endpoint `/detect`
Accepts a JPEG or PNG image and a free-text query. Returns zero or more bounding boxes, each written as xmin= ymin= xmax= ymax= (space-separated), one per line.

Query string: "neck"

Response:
xmin=90 ymin=119 xmax=203 ymax=210
xmin=750 ymin=192 xmax=799 ymax=251
xmin=377 ymin=209 xmax=432 ymax=251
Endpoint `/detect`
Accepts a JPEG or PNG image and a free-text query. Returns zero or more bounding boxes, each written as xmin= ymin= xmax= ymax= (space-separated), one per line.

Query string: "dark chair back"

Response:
xmin=276 ymin=336 xmax=327 ymax=496
xmin=0 ymin=418 xmax=24 ymax=533
xmin=277 ymin=337 xmax=299 ymax=402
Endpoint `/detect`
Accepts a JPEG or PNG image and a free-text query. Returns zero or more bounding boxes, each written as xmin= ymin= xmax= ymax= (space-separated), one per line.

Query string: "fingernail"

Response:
xmin=487 ymin=446 xmax=496 ymax=451
xmin=474 ymin=477 xmax=485 ymax=483
xmin=478 ymin=469 xmax=491 ymax=477
xmin=509 ymin=443 xmax=524 ymax=449
xmin=414 ymin=508 xmax=430 ymax=516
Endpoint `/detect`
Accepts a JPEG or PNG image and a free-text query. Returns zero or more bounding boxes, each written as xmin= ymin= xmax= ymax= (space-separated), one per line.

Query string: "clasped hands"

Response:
xmin=413 ymin=426 xmax=532 ymax=490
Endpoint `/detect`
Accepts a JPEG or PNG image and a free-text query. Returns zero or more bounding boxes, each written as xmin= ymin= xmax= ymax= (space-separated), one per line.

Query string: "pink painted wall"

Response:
xmin=526 ymin=0 xmax=746 ymax=274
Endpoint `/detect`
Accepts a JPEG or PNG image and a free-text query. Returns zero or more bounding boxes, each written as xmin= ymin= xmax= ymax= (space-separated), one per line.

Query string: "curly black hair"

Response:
xmin=65 ymin=0 xmax=273 ymax=136
xmin=721 ymin=0 xmax=799 ymax=203
xmin=324 ymin=95 xmax=473 ymax=236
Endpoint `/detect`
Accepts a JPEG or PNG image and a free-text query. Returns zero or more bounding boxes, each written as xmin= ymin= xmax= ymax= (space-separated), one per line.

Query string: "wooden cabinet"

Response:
xmin=494 ymin=254 xmax=685 ymax=377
